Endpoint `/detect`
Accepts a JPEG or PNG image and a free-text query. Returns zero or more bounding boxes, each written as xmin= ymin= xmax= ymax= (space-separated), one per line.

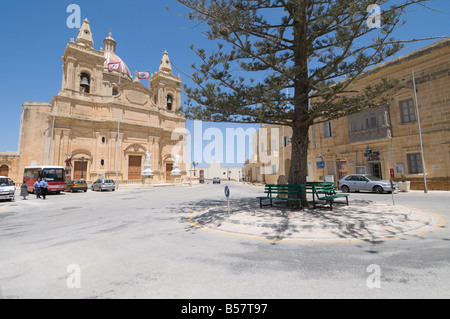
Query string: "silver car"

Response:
xmin=92 ymin=179 xmax=116 ymax=192
xmin=338 ymin=174 xmax=399 ymax=194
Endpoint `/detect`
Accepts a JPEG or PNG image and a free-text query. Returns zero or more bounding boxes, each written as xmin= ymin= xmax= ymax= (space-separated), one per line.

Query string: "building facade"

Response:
xmin=0 ymin=19 xmax=187 ymax=184
xmin=245 ymin=39 xmax=450 ymax=190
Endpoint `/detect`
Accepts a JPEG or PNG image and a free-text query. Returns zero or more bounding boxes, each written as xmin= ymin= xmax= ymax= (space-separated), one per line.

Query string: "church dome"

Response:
xmin=104 ymin=51 xmax=132 ymax=78
xmin=103 ymin=32 xmax=131 ymax=79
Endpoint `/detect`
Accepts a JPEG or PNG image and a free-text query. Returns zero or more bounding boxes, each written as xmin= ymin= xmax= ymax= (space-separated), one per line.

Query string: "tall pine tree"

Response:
xmin=175 ymin=0 xmax=443 ymax=204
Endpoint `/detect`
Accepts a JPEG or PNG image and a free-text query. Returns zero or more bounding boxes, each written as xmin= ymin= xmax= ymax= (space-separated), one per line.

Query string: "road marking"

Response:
xmin=188 ymin=206 xmax=445 ymax=244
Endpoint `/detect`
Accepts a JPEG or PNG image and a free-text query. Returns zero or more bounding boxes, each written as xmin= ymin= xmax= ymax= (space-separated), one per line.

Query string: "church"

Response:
xmin=0 ymin=19 xmax=187 ymax=184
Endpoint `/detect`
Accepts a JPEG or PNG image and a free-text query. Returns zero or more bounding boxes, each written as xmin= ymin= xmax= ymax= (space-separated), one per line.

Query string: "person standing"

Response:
xmin=40 ymin=178 xmax=48 ymax=200
xmin=20 ymin=181 xmax=29 ymax=200
xmin=34 ymin=179 xmax=41 ymax=199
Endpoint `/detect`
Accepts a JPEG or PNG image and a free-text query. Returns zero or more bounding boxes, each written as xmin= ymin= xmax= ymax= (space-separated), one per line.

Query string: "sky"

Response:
xmin=0 ymin=0 xmax=449 ymax=166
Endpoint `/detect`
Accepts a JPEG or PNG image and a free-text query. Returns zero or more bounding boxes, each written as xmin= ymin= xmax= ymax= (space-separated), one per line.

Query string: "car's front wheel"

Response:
xmin=373 ymin=185 xmax=384 ymax=194
xmin=341 ymin=185 xmax=350 ymax=193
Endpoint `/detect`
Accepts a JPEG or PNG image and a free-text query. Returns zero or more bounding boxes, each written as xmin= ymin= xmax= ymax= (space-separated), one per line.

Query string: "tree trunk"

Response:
xmin=289 ymin=1 xmax=310 ymax=207
xmin=288 ymin=123 xmax=310 ymax=207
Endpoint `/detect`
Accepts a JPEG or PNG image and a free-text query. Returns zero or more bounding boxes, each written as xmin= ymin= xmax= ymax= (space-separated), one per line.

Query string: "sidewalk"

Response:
xmin=189 ymin=199 xmax=441 ymax=242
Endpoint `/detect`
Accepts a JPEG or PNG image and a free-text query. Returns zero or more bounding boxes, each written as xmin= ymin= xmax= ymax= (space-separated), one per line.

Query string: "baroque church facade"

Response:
xmin=0 ymin=19 xmax=187 ymax=184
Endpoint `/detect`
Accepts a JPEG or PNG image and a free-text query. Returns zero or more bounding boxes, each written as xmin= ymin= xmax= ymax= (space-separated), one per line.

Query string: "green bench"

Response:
xmin=306 ymin=182 xmax=349 ymax=210
xmin=257 ymin=184 xmax=305 ymax=209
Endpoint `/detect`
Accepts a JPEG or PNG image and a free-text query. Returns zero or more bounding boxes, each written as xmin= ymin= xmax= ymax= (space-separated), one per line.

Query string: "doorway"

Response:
xmin=128 ymin=156 xmax=142 ymax=180
xmin=336 ymin=160 xmax=348 ymax=180
xmin=166 ymin=163 xmax=173 ymax=181
xmin=370 ymin=162 xmax=382 ymax=179
xmin=0 ymin=165 xmax=9 ymax=177
xmin=74 ymin=161 xmax=88 ymax=180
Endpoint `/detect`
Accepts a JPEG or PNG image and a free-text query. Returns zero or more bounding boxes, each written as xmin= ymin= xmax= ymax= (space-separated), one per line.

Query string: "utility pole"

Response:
xmin=412 ymin=70 xmax=427 ymax=193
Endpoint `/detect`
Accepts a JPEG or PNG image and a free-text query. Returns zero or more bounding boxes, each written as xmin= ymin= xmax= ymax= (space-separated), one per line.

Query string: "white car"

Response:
xmin=0 ymin=176 xmax=16 ymax=201
xmin=92 ymin=179 xmax=116 ymax=192
xmin=338 ymin=174 xmax=399 ymax=194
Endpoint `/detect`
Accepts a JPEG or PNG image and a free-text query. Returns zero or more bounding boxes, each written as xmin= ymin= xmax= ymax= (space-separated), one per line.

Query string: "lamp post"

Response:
xmin=80 ymin=157 xmax=85 ymax=180
xmin=400 ymin=70 xmax=427 ymax=193
xmin=412 ymin=70 xmax=427 ymax=193
xmin=190 ymin=161 xmax=198 ymax=186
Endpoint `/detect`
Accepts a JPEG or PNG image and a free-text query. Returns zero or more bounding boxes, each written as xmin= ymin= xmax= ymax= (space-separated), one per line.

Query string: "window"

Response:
xmin=100 ymin=159 xmax=105 ymax=166
xmin=101 ymin=137 xmax=106 ymax=144
xmin=42 ymin=168 xmax=64 ymax=181
xmin=355 ymin=166 xmax=367 ymax=174
xmin=395 ymin=164 xmax=404 ymax=174
xmin=271 ymin=164 xmax=277 ymax=175
xmin=407 ymin=153 xmax=423 ymax=174
xmin=0 ymin=178 xmax=13 ymax=186
xmin=400 ymin=99 xmax=416 ymax=124
xmin=282 ymin=136 xmax=291 ymax=147
xmin=326 ymin=161 xmax=335 ymax=176
xmin=112 ymin=87 xmax=119 ymax=96
xmin=324 ymin=121 xmax=332 ymax=138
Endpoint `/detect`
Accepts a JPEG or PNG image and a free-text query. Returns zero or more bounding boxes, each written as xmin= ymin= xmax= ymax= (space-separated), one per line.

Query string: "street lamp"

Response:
xmin=190 ymin=161 xmax=198 ymax=186
xmin=80 ymin=157 xmax=85 ymax=180
xmin=364 ymin=146 xmax=380 ymax=157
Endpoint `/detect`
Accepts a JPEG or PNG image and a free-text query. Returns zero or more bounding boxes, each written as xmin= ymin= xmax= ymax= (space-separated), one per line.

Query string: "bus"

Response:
xmin=23 ymin=166 xmax=66 ymax=194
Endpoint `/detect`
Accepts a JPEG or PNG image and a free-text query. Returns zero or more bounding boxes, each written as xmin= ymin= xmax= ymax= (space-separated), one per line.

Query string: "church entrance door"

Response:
xmin=166 ymin=163 xmax=173 ymax=181
xmin=128 ymin=156 xmax=142 ymax=180
xmin=74 ymin=161 xmax=88 ymax=180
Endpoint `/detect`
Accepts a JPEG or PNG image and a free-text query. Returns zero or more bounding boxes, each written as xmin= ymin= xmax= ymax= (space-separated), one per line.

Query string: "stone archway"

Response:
xmin=163 ymin=156 xmax=175 ymax=182
xmin=124 ymin=144 xmax=147 ymax=181
xmin=71 ymin=150 xmax=92 ymax=181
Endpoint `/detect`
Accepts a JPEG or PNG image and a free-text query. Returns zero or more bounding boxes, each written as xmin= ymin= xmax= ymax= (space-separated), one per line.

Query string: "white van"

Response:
xmin=0 ymin=176 xmax=15 ymax=201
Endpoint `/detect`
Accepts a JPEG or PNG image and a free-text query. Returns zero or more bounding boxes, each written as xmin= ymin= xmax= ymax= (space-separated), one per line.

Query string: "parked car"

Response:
xmin=0 ymin=176 xmax=15 ymax=201
xmin=212 ymin=177 xmax=221 ymax=184
xmin=338 ymin=174 xmax=399 ymax=194
xmin=92 ymin=179 xmax=116 ymax=192
xmin=64 ymin=180 xmax=88 ymax=193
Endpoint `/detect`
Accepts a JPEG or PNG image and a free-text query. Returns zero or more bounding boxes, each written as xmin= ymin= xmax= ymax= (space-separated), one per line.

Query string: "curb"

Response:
xmin=196 ymin=206 xmax=416 ymax=231
xmin=189 ymin=204 xmax=440 ymax=242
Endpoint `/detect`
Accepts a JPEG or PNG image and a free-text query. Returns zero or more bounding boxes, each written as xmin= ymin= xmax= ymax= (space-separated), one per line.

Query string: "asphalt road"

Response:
xmin=0 ymin=182 xmax=449 ymax=299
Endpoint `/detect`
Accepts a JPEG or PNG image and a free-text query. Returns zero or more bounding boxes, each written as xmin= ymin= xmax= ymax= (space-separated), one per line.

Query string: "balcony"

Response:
xmin=348 ymin=125 xmax=392 ymax=144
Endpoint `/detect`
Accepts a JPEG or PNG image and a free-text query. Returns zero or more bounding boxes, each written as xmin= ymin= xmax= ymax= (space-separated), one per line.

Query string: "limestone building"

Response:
xmin=245 ymin=39 xmax=450 ymax=190
xmin=0 ymin=19 xmax=187 ymax=184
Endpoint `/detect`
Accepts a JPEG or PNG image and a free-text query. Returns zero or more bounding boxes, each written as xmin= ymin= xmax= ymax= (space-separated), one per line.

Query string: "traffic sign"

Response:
xmin=225 ymin=186 xmax=230 ymax=198
xmin=317 ymin=161 xmax=325 ymax=169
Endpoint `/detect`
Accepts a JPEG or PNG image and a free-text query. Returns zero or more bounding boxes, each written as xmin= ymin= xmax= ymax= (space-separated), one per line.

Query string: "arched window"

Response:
xmin=112 ymin=87 xmax=119 ymax=96
xmin=80 ymin=73 xmax=91 ymax=94
xmin=167 ymin=94 xmax=174 ymax=111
